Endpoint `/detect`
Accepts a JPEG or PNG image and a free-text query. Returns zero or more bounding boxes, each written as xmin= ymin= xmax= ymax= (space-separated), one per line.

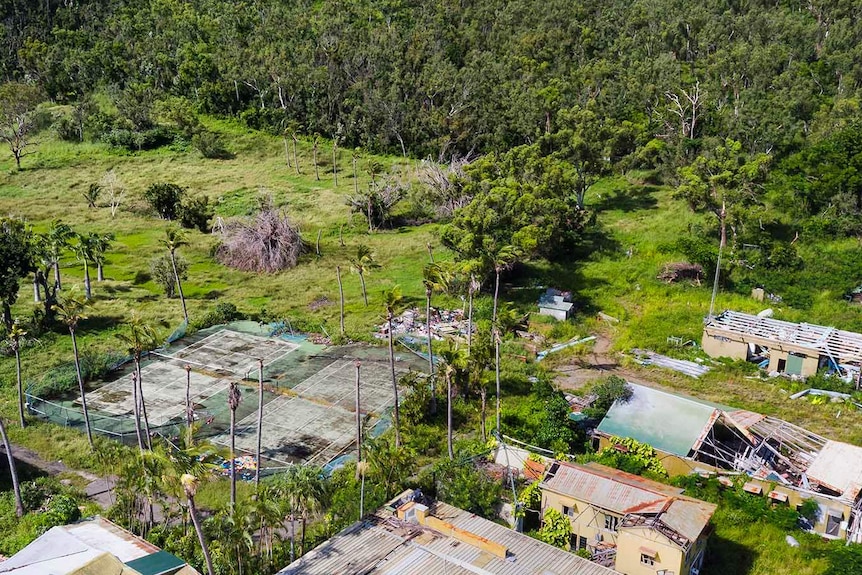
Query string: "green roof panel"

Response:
xmin=124 ymin=550 xmax=185 ymax=575
xmin=596 ymin=383 xmax=719 ymax=457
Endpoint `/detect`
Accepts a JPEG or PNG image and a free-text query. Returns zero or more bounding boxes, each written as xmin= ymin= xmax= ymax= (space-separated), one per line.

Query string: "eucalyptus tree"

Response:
xmin=53 ymin=290 xmax=94 ymax=449
xmin=161 ymin=228 xmax=189 ymax=323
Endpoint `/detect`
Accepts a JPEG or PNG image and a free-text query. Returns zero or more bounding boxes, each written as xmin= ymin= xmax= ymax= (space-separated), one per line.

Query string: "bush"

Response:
xmin=149 ymin=253 xmax=188 ymax=298
xmin=193 ymin=302 xmax=244 ymax=329
xmin=179 ymin=195 xmax=214 ymax=232
xmin=30 ymin=350 xmax=126 ymax=398
xmin=192 ymin=131 xmax=230 ymax=159
xmin=144 ymin=182 xmax=186 ymax=220
xmin=101 ymin=127 xmax=174 ymax=151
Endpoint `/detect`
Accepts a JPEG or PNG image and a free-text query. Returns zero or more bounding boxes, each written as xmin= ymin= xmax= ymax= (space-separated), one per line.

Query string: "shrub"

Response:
xmin=144 ymin=182 xmax=186 ymax=220
xmin=193 ymin=302 xmax=244 ymax=329
xmin=101 ymin=127 xmax=174 ymax=151
xmin=149 ymin=253 xmax=188 ymax=298
xmin=30 ymin=350 xmax=126 ymax=398
xmin=537 ymin=508 xmax=571 ymax=549
xmin=179 ymin=195 xmax=214 ymax=232
xmin=192 ymin=131 xmax=229 ymax=159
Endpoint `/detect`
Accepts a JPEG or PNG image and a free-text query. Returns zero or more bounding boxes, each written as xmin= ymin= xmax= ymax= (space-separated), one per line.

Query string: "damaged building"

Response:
xmin=594 ymin=383 xmax=862 ymax=543
xmin=702 ymin=310 xmax=862 ymax=380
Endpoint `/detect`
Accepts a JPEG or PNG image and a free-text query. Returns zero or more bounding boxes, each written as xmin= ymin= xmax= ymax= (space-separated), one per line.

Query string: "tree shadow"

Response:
xmin=0 ymin=456 xmax=46 ymax=490
xmin=592 ymin=185 xmax=660 ymax=213
xmin=702 ymin=533 xmax=756 ymax=575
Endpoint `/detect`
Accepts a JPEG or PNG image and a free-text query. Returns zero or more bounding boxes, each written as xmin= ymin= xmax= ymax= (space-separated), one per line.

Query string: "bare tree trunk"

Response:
xmin=352 ymin=156 xmax=358 ymax=195
xmin=97 ymin=262 xmax=104 ymax=282
xmin=480 ymin=387 xmax=487 ymax=441
xmin=283 ymin=137 xmax=291 ymax=166
xmin=14 ymin=348 xmax=24 ymax=428
xmin=187 ymin=494 xmax=215 ymax=575
xmin=332 ymin=140 xmax=338 ymax=186
xmin=71 ymin=329 xmax=95 ymax=449
xmin=315 ymin=230 xmax=322 ymax=257
xmin=185 ymin=365 xmax=193 ymax=431
xmin=137 ymin=360 xmax=152 ymax=449
xmin=313 ymin=138 xmax=319 ymax=181
xmin=292 ymin=137 xmax=299 ymax=175
xmin=230 ymin=403 xmax=236 ymax=510
xmin=446 ymin=372 xmax=454 ymax=459
xmin=0 ymin=417 xmax=24 ymax=517
xmin=495 ymin=330 xmax=501 ymax=437
xmin=131 ymin=370 xmax=144 ymax=453
xmin=467 ymin=282 xmax=474 ymax=355
xmin=169 ymin=250 xmax=189 ymax=323
xmin=359 ymin=271 xmax=368 ymax=306
xmin=33 ymin=275 xmax=40 ymax=303
xmin=336 ymin=266 xmax=345 ymax=336
xmin=256 ymin=359 xmax=263 ymax=487
xmin=427 ymin=243 xmax=434 ymax=263
xmin=53 ymin=257 xmax=62 ymax=291
xmin=427 ymin=290 xmax=436 ymax=414
xmin=355 ymin=361 xmax=362 ymax=468
xmin=387 ymin=316 xmax=400 ymax=447
xmin=492 ymin=268 xmax=500 ymax=327
xmin=83 ymin=260 xmax=92 ymax=300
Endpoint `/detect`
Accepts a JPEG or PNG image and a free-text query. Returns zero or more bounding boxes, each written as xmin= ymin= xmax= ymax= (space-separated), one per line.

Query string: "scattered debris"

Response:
xmin=789 ymin=388 xmax=852 ymax=401
xmin=657 ymin=262 xmax=704 ymax=284
xmin=536 ymin=335 xmax=596 ymax=361
xmin=631 ymin=349 xmax=712 ymax=378
xmin=374 ymin=307 xmax=471 ymax=341
xmin=308 ymin=296 xmax=331 ymax=311
xmin=597 ymin=311 xmax=619 ymax=324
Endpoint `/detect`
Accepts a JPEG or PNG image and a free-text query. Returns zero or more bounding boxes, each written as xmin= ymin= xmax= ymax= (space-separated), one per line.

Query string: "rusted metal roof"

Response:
xmin=659 ymin=498 xmax=717 ymax=542
xmin=541 ymin=461 xmax=683 ymax=515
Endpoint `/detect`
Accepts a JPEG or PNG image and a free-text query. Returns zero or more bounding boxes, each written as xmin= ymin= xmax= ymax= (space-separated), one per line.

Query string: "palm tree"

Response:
xmin=251 ymin=486 xmax=284 ymax=565
xmin=438 ymin=342 xmax=467 ymax=460
xmin=146 ymin=426 xmax=219 ymax=575
xmin=228 ymin=380 xmax=242 ymax=511
xmin=490 ymin=245 xmax=522 ymax=327
xmin=53 ymin=291 xmax=94 ymax=449
xmin=255 ymin=359 xmax=264 ymax=488
xmin=0 ymin=415 xmax=24 ymax=517
xmin=422 ymin=263 xmax=450 ymax=412
xmin=47 ymin=220 xmax=73 ymax=291
xmin=383 ymin=286 xmax=402 ymax=447
xmin=72 ymin=233 xmax=95 ymax=300
xmin=363 ymin=435 xmax=415 ymax=499
xmin=116 ymin=313 xmax=159 ymax=451
xmin=89 ymin=232 xmax=114 ymax=281
xmin=278 ymin=465 xmax=325 ymax=558
xmin=6 ymin=321 xmax=27 ymax=428
xmin=215 ymin=500 xmax=254 ymax=575
xmin=162 ymin=228 xmax=189 ymax=323
xmin=349 ymin=244 xmax=379 ymax=306
xmin=466 ymin=272 xmax=481 ymax=354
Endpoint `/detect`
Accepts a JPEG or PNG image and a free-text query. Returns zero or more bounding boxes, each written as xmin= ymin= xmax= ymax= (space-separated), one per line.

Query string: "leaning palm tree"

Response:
xmin=116 ymin=313 xmax=159 ymax=451
xmin=72 ymin=233 xmax=95 ymax=300
xmin=490 ymin=245 xmax=522 ymax=327
xmin=278 ymin=464 xmax=325 ymax=558
xmin=438 ymin=342 xmax=467 ymax=460
xmin=0 ymin=415 xmax=24 ymax=517
xmin=383 ymin=286 xmax=403 ymax=447
xmin=348 ymin=244 xmax=379 ymax=306
xmin=47 ymin=220 xmax=73 ymax=291
xmin=6 ymin=321 xmax=27 ymax=428
xmin=227 ymin=380 xmax=242 ymax=511
xmin=53 ymin=291 xmax=94 ymax=449
xmin=89 ymin=232 xmax=115 ymax=281
xmin=161 ymin=228 xmax=189 ymax=323
xmin=422 ymin=263 xmax=450 ymax=412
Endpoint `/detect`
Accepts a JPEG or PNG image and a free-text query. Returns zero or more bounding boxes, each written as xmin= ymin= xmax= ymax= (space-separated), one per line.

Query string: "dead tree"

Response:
xmin=215 ymin=206 xmax=305 ymax=273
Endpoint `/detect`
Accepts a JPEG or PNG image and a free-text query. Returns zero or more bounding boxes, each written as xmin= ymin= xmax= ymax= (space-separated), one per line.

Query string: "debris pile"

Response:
xmin=374 ymin=307 xmax=472 ymax=341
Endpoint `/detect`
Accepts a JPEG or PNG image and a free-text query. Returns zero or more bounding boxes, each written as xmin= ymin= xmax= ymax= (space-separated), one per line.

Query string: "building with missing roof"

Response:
xmin=539 ymin=461 xmax=716 ymax=575
xmin=593 ymin=382 xmax=862 ymax=543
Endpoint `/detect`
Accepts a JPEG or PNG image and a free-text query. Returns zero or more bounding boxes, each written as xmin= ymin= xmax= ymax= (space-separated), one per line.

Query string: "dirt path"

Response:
xmin=552 ymin=333 xmax=647 ymax=390
xmin=4 ymin=443 xmax=118 ymax=509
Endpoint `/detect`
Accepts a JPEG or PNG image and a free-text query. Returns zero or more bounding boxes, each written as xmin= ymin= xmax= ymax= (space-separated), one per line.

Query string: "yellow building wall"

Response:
xmin=701 ymin=332 xmax=748 ymax=360
xmin=541 ymin=490 xmax=621 ymax=548
xmin=615 ymin=527 xmax=686 ymax=575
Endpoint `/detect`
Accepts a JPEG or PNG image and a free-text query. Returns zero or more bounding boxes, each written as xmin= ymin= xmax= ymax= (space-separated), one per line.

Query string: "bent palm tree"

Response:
xmin=90 ymin=232 xmax=114 ymax=281
xmin=162 ymin=228 xmax=189 ymax=323
xmin=349 ymin=244 xmax=379 ymax=306
xmin=383 ymin=286 xmax=403 ymax=447
xmin=116 ymin=313 xmax=159 ymax=451
xmin=0 ymin=416 xmax=23 ymax=517
xmin=53 ymin=291 xmax=94 ymax=449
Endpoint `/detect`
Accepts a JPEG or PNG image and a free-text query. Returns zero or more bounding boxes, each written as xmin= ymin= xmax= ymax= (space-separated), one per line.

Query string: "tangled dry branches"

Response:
xmin=215 ymin=208 xmax=304 ymax=273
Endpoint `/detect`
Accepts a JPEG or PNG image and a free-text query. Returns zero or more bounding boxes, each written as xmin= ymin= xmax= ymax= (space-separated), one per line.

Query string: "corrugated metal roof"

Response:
xmin=659 ymin=499 xmax=716 ymax=542
xmin=277 ymin=501 xmax=615 ymax=575
xmin=540 ymin=461 xmax=683 ymax=515
xmin=805 ymin=440 xmax=862 ymax=500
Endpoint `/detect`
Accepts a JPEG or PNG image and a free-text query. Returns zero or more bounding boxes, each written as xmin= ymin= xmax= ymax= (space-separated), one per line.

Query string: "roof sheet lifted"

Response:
xmin=806 ymin=441 xmax=862 ymax=501
xmin=704 ymin=310 xmax=862 ymax=362
xmin=596 ymin=383 xmax=725 ymax=457
xmin=278 ymin=499 xmax=615 ymax=575
xmin=541 ymin=461 xmax=683 ymax=515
